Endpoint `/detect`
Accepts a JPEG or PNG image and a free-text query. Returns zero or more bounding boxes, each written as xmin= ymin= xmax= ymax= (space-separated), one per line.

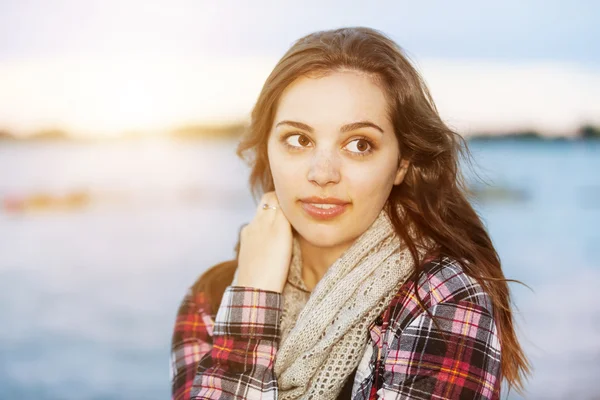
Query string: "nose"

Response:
xmin=307 ymin=147 xmax=341 ymax=187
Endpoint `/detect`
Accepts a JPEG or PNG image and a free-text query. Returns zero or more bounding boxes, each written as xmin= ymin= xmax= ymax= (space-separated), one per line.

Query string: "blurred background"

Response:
xmin=0 ymin=1 xmax=598 ymax=399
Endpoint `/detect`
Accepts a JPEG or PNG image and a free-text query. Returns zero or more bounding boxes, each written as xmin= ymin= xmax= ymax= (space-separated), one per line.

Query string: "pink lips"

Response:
xmin=300 ymin=201 xmax=349 ymax=220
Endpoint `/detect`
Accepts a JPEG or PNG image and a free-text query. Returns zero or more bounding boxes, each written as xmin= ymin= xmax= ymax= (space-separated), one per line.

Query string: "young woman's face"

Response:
xmin=267 ymin=69 xmax=409 ymax=248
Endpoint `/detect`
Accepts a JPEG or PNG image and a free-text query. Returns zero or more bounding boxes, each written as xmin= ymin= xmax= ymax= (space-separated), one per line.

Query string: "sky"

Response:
xmin=0 ymin=0 xmax=598 ymax=137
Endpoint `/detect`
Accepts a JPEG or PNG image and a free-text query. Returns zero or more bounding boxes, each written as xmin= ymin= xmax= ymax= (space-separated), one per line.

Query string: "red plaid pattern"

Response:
xmin=171 ymin=257 xmax=501 ymax=399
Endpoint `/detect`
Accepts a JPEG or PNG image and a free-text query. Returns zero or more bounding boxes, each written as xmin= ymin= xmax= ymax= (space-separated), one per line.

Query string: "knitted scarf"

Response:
xmin=272 ymin=206 xmax=426 ymax=399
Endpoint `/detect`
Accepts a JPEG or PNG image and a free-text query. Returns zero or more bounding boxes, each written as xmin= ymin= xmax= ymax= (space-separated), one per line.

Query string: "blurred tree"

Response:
xmin=578 ymin=124 xmax=600 ymax=139
xmin=30 ymin=129 xmax=70 ymax=140
xmin=0 ymin=129 xmax=16 ymax=140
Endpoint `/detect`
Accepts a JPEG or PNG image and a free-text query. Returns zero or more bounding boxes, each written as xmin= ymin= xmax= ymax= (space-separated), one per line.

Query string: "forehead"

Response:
xmin=274 ymin=70 xmax=391 ymax=128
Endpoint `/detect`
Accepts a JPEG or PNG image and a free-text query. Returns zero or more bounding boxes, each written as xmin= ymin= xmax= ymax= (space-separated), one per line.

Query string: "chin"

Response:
xmin=294 ymin=222 xmax=351 ymax=248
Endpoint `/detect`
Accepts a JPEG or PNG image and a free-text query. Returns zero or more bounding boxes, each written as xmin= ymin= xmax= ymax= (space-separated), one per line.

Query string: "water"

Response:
xmin=0 ymin=138 xmax=598 ymax=399
xmin=466 ymin=140 xmax=600 ymax=398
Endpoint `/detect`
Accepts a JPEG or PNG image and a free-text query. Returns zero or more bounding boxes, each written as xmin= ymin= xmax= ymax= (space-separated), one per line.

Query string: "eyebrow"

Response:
xmin=275 ymin=120 xmax=384 ymax=134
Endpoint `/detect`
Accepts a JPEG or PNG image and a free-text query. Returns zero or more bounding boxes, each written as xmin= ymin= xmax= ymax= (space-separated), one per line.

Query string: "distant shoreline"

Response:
xmin=0 ymin=123 xmax=598 ymax=142
xmin=466 ymin=126 xmax=600 ymax=142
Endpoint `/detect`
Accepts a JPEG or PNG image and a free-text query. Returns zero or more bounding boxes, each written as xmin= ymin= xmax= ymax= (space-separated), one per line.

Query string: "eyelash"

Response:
xmin=281 ymin=133 xmax=376 ymax=157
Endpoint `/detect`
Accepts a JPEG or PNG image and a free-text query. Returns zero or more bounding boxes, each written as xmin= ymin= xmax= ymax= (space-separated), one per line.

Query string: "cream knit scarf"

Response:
xmin=272 ymin=206 xmax=426 ymax=399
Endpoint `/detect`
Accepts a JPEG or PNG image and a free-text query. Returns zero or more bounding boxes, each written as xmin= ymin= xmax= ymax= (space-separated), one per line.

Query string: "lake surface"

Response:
xmin=0 ymin=138 xmax=598 ymax=399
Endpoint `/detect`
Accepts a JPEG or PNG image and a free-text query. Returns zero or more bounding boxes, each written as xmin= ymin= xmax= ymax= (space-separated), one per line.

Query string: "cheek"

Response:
xmin=268 ymin=149 xmax=299 ymax=199
xmin=268 ymin=144 xmax=283 ymax=179
xmin=346 ymin=161 xmax=396 ymax=200
xmin=270 ymin=154 xmax=294 ymax=181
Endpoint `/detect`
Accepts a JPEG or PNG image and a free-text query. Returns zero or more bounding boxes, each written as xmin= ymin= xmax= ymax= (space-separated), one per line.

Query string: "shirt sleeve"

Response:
xmin=171 ymin=286 xmax=215 ymax=400
xmin=189 ymin=285 xmax=283 ymax=400
xmin=377 ymin=300 xmax=501 ymax=400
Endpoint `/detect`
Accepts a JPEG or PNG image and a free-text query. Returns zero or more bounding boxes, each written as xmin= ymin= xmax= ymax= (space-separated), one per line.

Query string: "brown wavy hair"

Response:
xmin=199 ymin=26 xmax=531 ymax=395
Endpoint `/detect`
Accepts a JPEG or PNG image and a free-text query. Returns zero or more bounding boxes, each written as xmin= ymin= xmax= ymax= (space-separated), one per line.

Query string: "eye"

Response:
xmin=345 ymin=138 xmax=373 ymax=155
xmin=284 ymin=133 xmax=311 ymax=148
xmin=282 ymin=133 xmax=375 ymax=157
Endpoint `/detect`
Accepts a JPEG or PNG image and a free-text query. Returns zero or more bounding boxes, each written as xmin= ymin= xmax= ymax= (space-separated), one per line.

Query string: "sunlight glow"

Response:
xmin=0 ymin=55 xmax=274 ymax=137
xmin=0 ymin=55 xmax=598 ymax=137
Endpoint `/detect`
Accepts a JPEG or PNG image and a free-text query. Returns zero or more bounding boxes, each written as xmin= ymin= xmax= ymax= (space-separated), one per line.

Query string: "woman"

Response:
xmin=171 ymin=26 xmax=530 ymax=399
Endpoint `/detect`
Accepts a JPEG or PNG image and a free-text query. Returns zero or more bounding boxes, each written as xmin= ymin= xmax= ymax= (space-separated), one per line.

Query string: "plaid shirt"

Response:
xmin=171 ymin=257 xmax=501 ymax=399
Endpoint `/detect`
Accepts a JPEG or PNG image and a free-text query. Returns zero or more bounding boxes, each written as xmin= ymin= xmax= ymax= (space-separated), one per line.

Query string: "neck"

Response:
xmin=297 ymin=233 xmax=353 ymax=291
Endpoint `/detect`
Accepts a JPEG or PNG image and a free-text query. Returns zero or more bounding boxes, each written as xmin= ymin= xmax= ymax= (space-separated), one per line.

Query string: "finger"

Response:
xmin=256 ymin=191 xmax=278 ymax=212
xmin=256 ymin=192 xmax=271 ymax=212
xmin=266 ymin=191 xmax=280 ymax=207
xmin=256 ymin=192 xmax=279 ymax=218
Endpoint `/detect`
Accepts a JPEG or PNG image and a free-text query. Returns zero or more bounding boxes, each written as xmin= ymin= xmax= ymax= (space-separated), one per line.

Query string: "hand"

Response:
xmin=235 ymin=191 xmax=293 ymax=293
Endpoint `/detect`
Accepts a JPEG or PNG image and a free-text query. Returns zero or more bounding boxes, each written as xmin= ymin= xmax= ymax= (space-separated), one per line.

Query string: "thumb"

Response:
xmin=234 ymin=222 xmax=249 ymax=259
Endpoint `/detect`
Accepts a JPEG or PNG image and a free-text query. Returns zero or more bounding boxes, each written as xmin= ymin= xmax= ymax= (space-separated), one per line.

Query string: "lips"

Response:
xmin=299 ymin=197 xmax=350 ymax=220
xmin=299 ymin=196 xmax=349 ymax=205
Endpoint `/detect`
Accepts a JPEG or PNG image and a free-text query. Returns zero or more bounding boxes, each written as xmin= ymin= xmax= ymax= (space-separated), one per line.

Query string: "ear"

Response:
xmin=394 ymin=158 xmax=410 ymax=185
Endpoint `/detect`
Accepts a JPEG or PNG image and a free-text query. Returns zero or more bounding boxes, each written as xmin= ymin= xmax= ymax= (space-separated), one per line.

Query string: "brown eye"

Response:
xmin=298 ymin=135 xmax=310 ymax=146
xmin=356 ymin=139 xmax=369 ymax=152
xmin=346 ymin=138 xmax=372 ymax=154
xmin=285 ymin=134 xmax=311 ymax=148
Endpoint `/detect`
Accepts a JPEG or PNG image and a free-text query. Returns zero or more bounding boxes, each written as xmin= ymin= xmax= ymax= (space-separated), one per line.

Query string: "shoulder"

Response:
xmin=387 ymin=256 xmax=495 ymax=332
xmin=172 ymin=259 xmax=237 ymax=338
xmin=417 ymin=256 xmax=493 ymax=310
xmin=378 ymin=257 xmax=503 ymax=399
xmin=170 ymin=259 xmax=237 ymax=382
xmin=185 ymin=259 xmax=238 ymax=317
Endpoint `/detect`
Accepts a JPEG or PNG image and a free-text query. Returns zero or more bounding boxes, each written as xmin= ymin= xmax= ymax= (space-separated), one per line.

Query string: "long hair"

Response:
xmin=201 ymin=26 xmax=531 ymax=394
